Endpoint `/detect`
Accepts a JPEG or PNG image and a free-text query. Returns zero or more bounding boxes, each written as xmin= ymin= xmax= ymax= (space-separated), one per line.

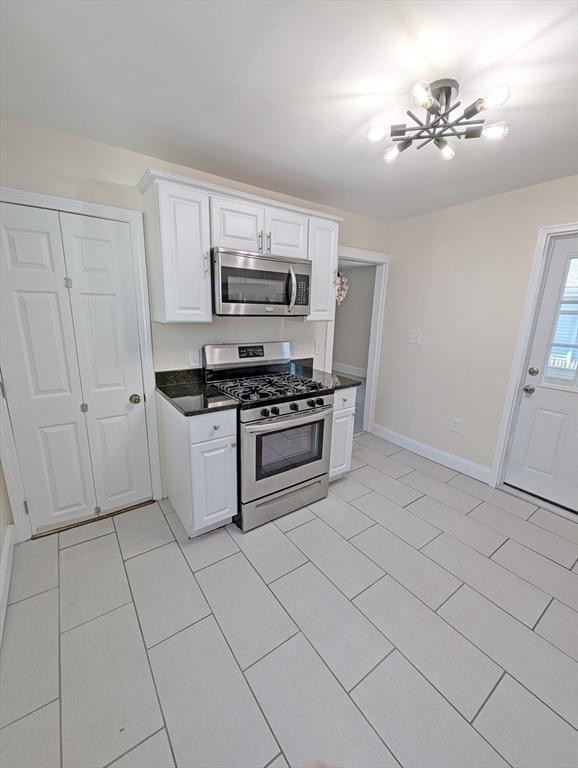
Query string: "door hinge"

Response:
xmin=63 ymin=277 xmax=72 ymax=289
xmin=23 ymin=500 xmax=30 ymax=516
xmin=94 ymin=505 xmax=101 ymax=515
xmin=80 ymin=402 xmax=88 ymax=413
xmin=0 ymin=380 xmax=5 ymax=399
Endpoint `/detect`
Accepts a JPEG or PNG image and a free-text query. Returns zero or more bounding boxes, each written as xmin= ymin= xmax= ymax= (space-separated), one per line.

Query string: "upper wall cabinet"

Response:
xmin=211 ymin=198 xmax=309 ymax=260
xmin=210 ymin=197 xmax=264 ymax=252
xmin=265 ymin=208 xmax=309 ymax=259
xmin=307 ymin=217 xmax=339 ymax=322
xmin=143 ymin=179 xmax=212 ymax=323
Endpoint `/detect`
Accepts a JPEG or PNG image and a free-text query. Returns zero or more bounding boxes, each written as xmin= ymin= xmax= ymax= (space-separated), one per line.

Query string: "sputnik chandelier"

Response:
xmin=365 ymin=78 xmax=510 ymax=162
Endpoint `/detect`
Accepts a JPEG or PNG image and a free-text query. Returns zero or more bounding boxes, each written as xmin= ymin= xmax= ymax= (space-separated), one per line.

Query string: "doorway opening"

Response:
xmin=331 ymin=257 xmax=378 ymax=434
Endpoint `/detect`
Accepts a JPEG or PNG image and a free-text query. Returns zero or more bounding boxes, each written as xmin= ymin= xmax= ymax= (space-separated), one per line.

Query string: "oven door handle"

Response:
xmin=288 ymin=265 xmax=297 ymax=313
xmin=242 ymin=406 xmax=332 ymax=434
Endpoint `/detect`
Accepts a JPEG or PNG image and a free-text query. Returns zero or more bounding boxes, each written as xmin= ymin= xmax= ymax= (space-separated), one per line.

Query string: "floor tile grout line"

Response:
xmin=57 ymin=543 xmax=63 ymax=768
xmin=469 ymin=670 xmax=507 ymax=725
xmin=417 ymin=529 xmax=444 ymax=551
xmin=145 ymin=610 xmax=213 ymax=652
xmin=344 ymin=520 xmax=379 ymax=540
xmin=434 ymin=581 xmax=465 ymax=614
xmin=531 ymin=595 xmax=554 ymax=630
xmin=266 ymin=560 xmax=311 ymax=587
xmin=7 ymin=583 xmax=59 ymax=609
xmin=58 ymin=529 xmax=114 ymax=551
xmin=101 ymin=727 xmax=165 ymax=768
xmin=0 ymin=697 xmax=60 ymax=732
xmin=241 ymin=630 xmax=301 ymax=674
xmin=487 ymin=537 xmax=510 ymax=559
xmin=112 ymin=525 xmax=179 ymax=768
xmin=189 ymin=548 xmax=240 ymax=575
xmin=121 ymin=537 xmax=177 ymax=563
xmin=264 ymin=751 xmax=289 ymax=768
xmin=346 ymin=646 xmax=396 ymax=695
xmin=190 ymin=577 xmax=285 ymax=762
xmin=60 ymin=601 xmax=133 ymax=636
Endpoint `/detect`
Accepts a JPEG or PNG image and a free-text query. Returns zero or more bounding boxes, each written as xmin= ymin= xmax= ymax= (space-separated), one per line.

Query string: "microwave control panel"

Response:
xmin=295 ymin=274 xmax=310 ymax=306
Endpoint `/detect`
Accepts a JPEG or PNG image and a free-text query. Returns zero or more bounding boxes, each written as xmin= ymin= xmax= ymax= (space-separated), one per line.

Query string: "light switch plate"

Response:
xmin=188 ymin=349 xmax=200 ymax=368
xmin=409 ymin=330 xmax=423 ymax=345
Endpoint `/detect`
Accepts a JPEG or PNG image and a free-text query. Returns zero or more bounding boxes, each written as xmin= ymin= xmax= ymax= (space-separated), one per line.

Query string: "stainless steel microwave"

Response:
xmin=211 ymin=247 xmax=311 ymax=316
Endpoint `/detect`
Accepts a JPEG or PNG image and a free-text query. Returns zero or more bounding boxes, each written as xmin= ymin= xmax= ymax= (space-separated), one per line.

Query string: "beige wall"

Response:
xmin=0 ymin=462 xmax=13 ymax=556
xmin=0 ymin=117 xmax=390 ymax=370
xmin=333 ymin=265 xmax=376 ymax=371
xmin=375 ymin=175 xmax=578 ymax=468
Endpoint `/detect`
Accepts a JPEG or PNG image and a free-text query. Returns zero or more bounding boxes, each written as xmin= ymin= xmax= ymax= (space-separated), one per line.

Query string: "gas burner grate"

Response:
xmin=213 ymin=373 xmax=326 ymax=403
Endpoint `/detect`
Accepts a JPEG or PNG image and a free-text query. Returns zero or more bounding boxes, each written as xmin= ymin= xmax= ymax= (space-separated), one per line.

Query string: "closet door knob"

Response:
xmin=129 ymin=394 xmax=141 ymax=404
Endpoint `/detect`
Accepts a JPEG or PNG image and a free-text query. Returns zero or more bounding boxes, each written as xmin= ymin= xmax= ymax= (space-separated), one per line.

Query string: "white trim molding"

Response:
xmin=0 ymin=187 xmax=163 ymax=538
xmin=332 ymin=362 xmax=367 ymax=379
xmin=490 ymin=222 xmax=578 ymax=487
xmin=0 ymin=524 xmax=15 ymax=648
xmin=372 ymin=423 xmax=491 ymax=483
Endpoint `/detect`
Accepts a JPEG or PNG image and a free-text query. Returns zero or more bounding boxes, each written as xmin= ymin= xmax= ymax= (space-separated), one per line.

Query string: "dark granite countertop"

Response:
xmin=155 ymin=359 xmax=361 ymax=417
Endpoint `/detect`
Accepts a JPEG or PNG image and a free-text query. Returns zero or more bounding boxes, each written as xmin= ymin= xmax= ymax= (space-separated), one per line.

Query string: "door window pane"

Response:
xmin=545 ymin=257 xmax=578 ymax=385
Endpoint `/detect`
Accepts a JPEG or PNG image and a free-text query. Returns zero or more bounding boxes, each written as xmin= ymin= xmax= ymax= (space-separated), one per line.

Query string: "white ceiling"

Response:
xmin=1 ymin=0 xmax=577 ymax=221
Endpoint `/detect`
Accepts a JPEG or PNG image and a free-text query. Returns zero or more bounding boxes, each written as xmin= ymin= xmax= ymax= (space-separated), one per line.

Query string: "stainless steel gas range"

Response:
xmin=202 ymin=342 xmax=333 ymax=531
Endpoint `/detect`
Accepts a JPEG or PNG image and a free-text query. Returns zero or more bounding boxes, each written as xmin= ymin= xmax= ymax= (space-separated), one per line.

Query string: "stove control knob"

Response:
xmin=289 ymin=402 xmax=299 ymax=411
xmin=260 ymin=408 xmax=270 ymax=418
xmin=271 ymin=406 xmax=280 ymax=416
xmin=307 ymin=399 xmax=316 ymax=408
xmin=315 ymin=397 xmax=324 ymax=406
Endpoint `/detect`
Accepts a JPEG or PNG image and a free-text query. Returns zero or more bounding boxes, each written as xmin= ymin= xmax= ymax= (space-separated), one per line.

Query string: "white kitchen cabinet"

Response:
xmin=210 ymin=197 xmax=265 ymax=252
xmin=329 ymin=387 xmax=357 ymax=479
xmin=307 ymin=216 xmax=339 ymax=321
xmin=265 ymin=208 xmax=309 ymax=259
xmin=190 ymin=436 xmax=237 ymax=530
xmin=143 ymin=179 xmax=212 ymax=323
xmin=158 ymin=394 xmax=237 ymax=537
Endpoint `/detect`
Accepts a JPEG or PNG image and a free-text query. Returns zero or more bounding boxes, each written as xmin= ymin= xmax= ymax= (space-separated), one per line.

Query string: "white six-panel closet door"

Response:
xmin=59 ymin=213 xmax=152 ymax=513
xmin=0 ymin=203 xmax=97 ymax=531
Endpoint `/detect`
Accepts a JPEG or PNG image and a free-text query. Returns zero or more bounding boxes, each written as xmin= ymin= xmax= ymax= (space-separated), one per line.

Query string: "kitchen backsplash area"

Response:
xmin=151 ymin=315 xmax=329 ymax=371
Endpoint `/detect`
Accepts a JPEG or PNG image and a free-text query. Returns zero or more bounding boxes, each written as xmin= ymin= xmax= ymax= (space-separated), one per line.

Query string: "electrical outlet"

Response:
xmin=315 ymin=339 xmax=323 ymax=355
xmin=451 ymin=417 xmax=461 ymax=433
xmin=409 ymin=330 xmax=423 ymax=345
xmin=188 ymin=349 xmax=200 ymax=368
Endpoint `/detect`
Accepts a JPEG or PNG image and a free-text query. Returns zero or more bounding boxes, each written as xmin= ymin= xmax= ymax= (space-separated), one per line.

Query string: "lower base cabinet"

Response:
xmin=158 ymin=394 xmax=238 ymax=537
xmin=190 ymin=437 xmax=237 ymax=530
xmin=330 ymin=388 xmax=357 ymax=479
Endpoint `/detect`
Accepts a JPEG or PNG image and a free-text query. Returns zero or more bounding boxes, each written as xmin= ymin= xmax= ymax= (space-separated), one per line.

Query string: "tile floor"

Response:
xmin=1 ymin=434 xmax=577 ymax=768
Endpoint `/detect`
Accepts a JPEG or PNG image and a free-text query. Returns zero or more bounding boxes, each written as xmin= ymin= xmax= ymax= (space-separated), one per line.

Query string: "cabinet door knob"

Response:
xmin=213 ymin=424 xmax=220 ymax=430
xmin=129 ymin=394 xmax=141 ymax=404
xmin=231 ymin=441 xmax=236 ymax=448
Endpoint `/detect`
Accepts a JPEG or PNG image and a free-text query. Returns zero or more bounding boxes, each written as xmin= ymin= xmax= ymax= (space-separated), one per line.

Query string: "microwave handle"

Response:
xmin=288 ymin=265 xmax=297 ymax=313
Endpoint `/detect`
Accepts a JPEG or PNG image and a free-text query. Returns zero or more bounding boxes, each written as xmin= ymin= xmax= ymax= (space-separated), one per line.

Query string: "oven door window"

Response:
xmin=221 ymin=266 xmax=289 ymax=306
xmin=256 ymin=421 xmax=324 ymax=479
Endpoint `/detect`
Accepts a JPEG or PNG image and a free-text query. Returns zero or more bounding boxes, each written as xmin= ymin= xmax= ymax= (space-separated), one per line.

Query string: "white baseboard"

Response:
xmin=333 ymin=362 xmax=367 ymax=379
xmin=0 ymin=524 xmax=15 ymax=648
xmin=371 ymin=424 xmax=491 ymax=484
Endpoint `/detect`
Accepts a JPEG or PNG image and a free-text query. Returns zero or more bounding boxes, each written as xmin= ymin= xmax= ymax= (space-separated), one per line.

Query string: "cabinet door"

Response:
xmin=190 ymin=436 xmax=237 ymax=530
xmin=158 ymin=182 xmax=212 ymax=322
xmin=210 ymin=197 xmax=265 ymax=252
xmin=307 ymin=217 xmax=338 ymax=321
xmin=265 ymin=208 xmax=309 ymax=259
xmin=330 ymin=408 xmax=355 ymax=479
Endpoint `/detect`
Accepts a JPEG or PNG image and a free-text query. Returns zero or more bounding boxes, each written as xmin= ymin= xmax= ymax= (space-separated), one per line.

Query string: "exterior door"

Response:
xmin=506 ymin=233 xmax=578 ymax=510
xmin=0 ymin=203 xmax=97 ymax=531
xmin=190 ymin=437 xmax=237 ymax=529
xmin=210 ymin=198 xmax=265 ymax=252
xmin=60 ymin=213 xmax=152 ymax=513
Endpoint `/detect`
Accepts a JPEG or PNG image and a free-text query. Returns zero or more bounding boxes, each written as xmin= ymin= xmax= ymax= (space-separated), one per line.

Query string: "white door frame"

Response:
xmin=491 ymin=222 xmax=578 ymax=488
xmin=0 ymin=187 xmax=162 ymax=539
xmin=325 ymin=245 xmax=389 ymax=433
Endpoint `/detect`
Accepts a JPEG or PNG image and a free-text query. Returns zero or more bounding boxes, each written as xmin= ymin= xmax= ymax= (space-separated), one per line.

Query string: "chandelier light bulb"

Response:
xmin=482 ymin=121 xmax=510 ymax=140
xmin=411 ymin=80 xmax=432 ymax=107
xmin=441 ymin=143 xmax=456 ymax=160
xmin=481 ymin=82 xmax=511 ymax=110
xmin=383 ymin=145 xmax=400 ymax=164
xmin=364 ymin=125 xmax=388 ymax=143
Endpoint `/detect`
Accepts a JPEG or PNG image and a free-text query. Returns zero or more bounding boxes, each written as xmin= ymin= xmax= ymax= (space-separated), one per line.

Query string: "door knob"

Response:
xmin=129 ymin=393 xmax=141 ymax=404
xmin=522 ymin=384 xmax=535 ymax=394
xmin=528 ymin=367 xmax=539 ymax=376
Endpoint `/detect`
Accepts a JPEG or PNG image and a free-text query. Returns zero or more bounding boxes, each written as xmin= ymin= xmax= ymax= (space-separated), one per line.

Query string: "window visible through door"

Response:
xmin=545 ymin=256 xmax=578 ymax=386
